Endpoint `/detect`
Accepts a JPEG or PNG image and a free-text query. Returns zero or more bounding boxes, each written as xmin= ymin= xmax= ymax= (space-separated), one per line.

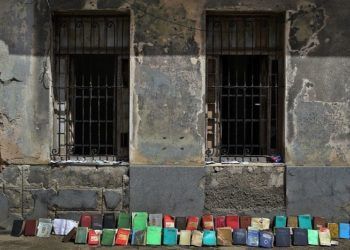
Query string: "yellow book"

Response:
xmin=251 ymin=217 xmax=270 ymax=230
xmin=327 ymin=223 xmax=339 ymax=239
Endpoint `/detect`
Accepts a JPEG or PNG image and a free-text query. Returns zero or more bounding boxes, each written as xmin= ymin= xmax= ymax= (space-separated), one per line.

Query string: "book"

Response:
xmin=216 ymin=227 xmax=232 ymax=246
xmin=131 ymin=230 xmax=146 ymax=245
xmin=117 ymin=212 xmax=130 ymax=229
xmin=203 ymin=230 xmax=216 ymax=246
xmin=191 ymin=230 xmax=203 ymax=247
xmin=202 ymin=214 xmax=214 ymax=230
xmin=115 ymin=228 xmax=130 ymax=246
xmin=186 ymin=216 xmax=199 ymax=230
xmin=259 ymin=231 xmax=274 ymax=248
xmin=91 ymin=214 xmax=103 ymax=230
xmin=163 ymin=227 xmax=178 ymax=246
xmin=175 ymin=217 xmax=187 ymax=230
xmin=75 ymin=227 xmax=88 ymax=244
xmin=62 ymin=227 xmax=76 ymax=243
xmin=251 ymin=217 xmax=270 ymax=230
xmin=233 ymin=228 xmax=247 ymax=245
xmin=313 ymin=216 xmax=326 ymax=229
xmin=339 ymin=223 xmax=350 ymax=239
xmin=103 ymin=213 xmax=116 ymax=229
xmin=53 ymin=219 xmax=79 ymax=235
xmin=132 ymin=212 xmax=148 ymax=231
xmin=298 ymin=214 xmax=312 ymax=229
xmin=292 ymin=228 xmax=308 ymax=246
xmin=179 ymin=230 xmax=191 ymax=246
xmin=11 ymin=220 xmax=25 ymax=237
xmin=163 ymin=214 xmax=175 ymax=228
xmin=275 ymin=227 xmax=291 ymax=247
xmin=319 ymin=227 xmax=331 ymax=246
xmin=246 ymin=228 xmax=259 ymax=247
xmin=226 ymin=215 xmax=239 ymax=229
xmin=215 ymin=216 xmax=226 ymax=229
xmin=308 ymin=229 xmax=319 ymax=245
xmin=327 ymin=222 xmax=339 ymax=239
xmin=24 ymin=219 xmax=37 ymax=236
xmin=287 ymin=216 xmax=298 ymax=228
xmin=87 ymin=229 xmax=100 ymax=245
xmin=80 ymin=213 xmax=92 ymax=228
xmin=149 ymin=213 xmax=162 ymax=227
xmin=36 ymin=218 xmax=52 ymax=237
xmin=275 ymin=215 xmax=287 ymax=228
xmin=101 ymin=229 xmax=116 ymax=246
xmin=146 ymin=226 xmax=162 ymax=245
xmin=240 ymin=216 xmax=251 ymax=229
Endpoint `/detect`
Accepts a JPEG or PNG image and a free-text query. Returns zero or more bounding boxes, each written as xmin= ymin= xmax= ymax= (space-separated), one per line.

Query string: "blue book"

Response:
xmin=259 ymin=231 xmax=274 ymax=248
xmin=298 ymin=214 xmax=312 ymax=229
xmin=202 ymin=230 xmax=216 ymax=246
xmin=233 ymin=228 xmax=247 ymax=245
xmin=246 ymin=228 xmax=259 ymax=247
xmin=163 ymin=228 xmax=178 ymax=246
xmin=339 ymin=223 xmax=350 ymax=239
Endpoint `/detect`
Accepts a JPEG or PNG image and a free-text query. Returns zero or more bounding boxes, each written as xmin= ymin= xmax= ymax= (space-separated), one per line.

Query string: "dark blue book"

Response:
xmin=259 ymin=231 xmax=274 ymax=248
xmin=292 ymin=228 xmax=308 ymax=246
xmin=275 ymin=227 xmax=291 ymax=247
xmin=233 ymin=228 xmax=247 ymax=245
xmin=246 ymin=228 xmax=259 ymax=247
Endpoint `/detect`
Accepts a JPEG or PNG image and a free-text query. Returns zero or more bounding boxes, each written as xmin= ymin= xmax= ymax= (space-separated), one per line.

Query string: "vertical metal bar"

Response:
xmin=57 ymin=20 xmax=61 ymax=159
xmin=250 ymin=20 xmax=254 ymax=155
xmin=98 ymin=71 xmax=101 ymax=156
xmin=243 ymin=18 xmax=246 ymax=156
xmin=113 ymin=17 xmax=117 ymax=157
xmin=258 ymin=18 xmax=262 ymax=155
xmin=227 ymin=20 xmax=231 ymax=156
xmin=219 ymin=19 xmax=223 ymax=157
xmin=266 ymin=18 xmax=271 ymax=155
xmin=235 ymin=18 xmax=238 ymax=155
xmin=89 ymin=56 xmax=92 ymax=156
xmin=274 ymin=16 xmax=279 ymax=152
xmin=105 ymin=68 xmax=108 ymax=159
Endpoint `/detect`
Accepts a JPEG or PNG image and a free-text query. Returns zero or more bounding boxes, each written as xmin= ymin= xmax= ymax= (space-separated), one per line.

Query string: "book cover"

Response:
xmin=251 ymin=217 xmax=270 ymax=230
xmin=149 ymin=214 xmax=162 ymax=227
xmin=313 ymin=216 xmax=326 ymax=229
xmin=319 ymin=227 xmax=331 ymax=246
xmin=226 ymin=215 xmax=239 ymax=229
xmin=202 ymin=214 xmax=214 ymax=230
xmin=216 ymin=227 xmax=232 ymax=246
xmin=91 ymin=214 xmax=103 ymax=230
xmin=240 ymin=216 xmax=251 ymax=229
xmin=80 ymin=213 xmax=92 ymax=228
xmin=308 ymin=229 xmax=319 ymax=245
xmin=131 ymin=230 xmax=146 ymax=245
xmin=62 ymin=227 xmax=76 ymax=243
xmin=103 ymin=213 xmax=116 ymax=229
xmin=132 ymin=212 xmax=148 ymax=231
xmin=298 ymin=214 xmax=312 ymax=229
xmin=117 ymin=212 xmax=130 ymax=229
xmin=339 ymin=223 xmax=350 ymax=239
xmin=88 ymin=229 xmax=100 ymax=245
xmin=233 ymin=228 xmax=247 ymax=245
xmin=163 ymin=228 xmax=178 ymax=246
xmin=275 ymin=227 xmax=291 ymax=247
xmin=287 ymin=216 xmax=298 ymax=228
xmin=101 ymin=228 xmax=116 ymax=246
xmin=163 ymin=214 xmax=175 ymax=228
xmin=115 ymin=228 xmax=130 ymax=246
xmin=259 ymin=231 xmax=274 ymax=248
xmin=11 ymin=220 xmax=25 ymax=237
xmin=275 ymin=215 xmax=287 ymax=228
xmin=203 ymin=230 xmax=216 ymax=246
xmin=75 ymin=227 xmax=88 ymax=244
xmin=36 ymin=218 xmax=52 ymax=237
xmin=179 ymin=230 xmax=191 ymax=246
xmin=186 ymin=216 xmax=199 ymax=230
xmin=215 ymin=216 xmax=226 ymax=229
xmin=191 ymin=230 xmax=203 ymax=247
xmin=246 ymin=228 xmax=259 ymax=247
xmin=327 ymin=223 xmax=339 ymax=239
xmin=53 ymin=219 xmax=79 ymax=236
xmin=146 ymin=226 xmax=162 ymax=245
xmin=24 ymin=219 xmax=37 ymax=236
xmin=292 ymin=228 xmax=308 ymax=246
xmin=175 ymin=217 xmax=187 ymax=230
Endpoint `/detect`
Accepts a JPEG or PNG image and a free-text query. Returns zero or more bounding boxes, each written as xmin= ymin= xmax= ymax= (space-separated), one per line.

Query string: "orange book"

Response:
xmin=115 ymin=228 xmax=130 ymax=246
xmin=186 ymin=216 xmax=199 ymax=230
xmin=226 ymin=215 xmax=239 ymax=229
xmin=202 ymin=214 xmax=214 ymax=230
xmin=88 ymin=230 xmax=100 ymax=245
xmin=163 ymin=214 xmax=175 ymax=228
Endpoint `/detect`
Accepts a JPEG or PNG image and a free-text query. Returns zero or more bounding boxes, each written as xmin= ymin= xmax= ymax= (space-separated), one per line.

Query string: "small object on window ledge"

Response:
xmin=268 ymin=154 xmax=283 ymax=163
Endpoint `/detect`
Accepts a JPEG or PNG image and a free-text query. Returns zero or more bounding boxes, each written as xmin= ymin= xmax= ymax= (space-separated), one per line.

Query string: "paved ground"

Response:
xmin=0 ymin=235 xmax=350 ymax=250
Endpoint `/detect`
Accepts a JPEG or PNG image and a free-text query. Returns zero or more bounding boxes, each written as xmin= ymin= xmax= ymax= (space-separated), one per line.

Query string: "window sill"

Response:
xmin=205 ymin=162 xmax=285 ymax=168
xmin=50 ymin=160 xmax=129 ymax=167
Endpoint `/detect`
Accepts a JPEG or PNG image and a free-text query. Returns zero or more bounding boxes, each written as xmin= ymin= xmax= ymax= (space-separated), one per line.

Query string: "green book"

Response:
xmin=308 ymin=229 xmax=319 ymax=245
xmin=118 ymin=212 xmax=130 ymax=229
xmin=101 ymin=229 xmax=116 ymax=246
xmin=146 ymin=226 xmax=162 ymax=246
xmin=132 ymin=212 xmax=148 ymax=231
xmin=75 ymin=227 xmax=88 ymax=244
xmin=298 ymin=215 xmax=312 ymax=229
xmin=275 ymin=216 xmax=287 ymax=228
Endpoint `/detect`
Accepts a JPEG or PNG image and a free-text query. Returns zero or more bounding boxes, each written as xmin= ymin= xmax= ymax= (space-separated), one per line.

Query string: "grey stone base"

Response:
xmin=130 ymin=165 xmax=206 ymax=216
xmin=287 ymin=166 xmax=350 ymax=221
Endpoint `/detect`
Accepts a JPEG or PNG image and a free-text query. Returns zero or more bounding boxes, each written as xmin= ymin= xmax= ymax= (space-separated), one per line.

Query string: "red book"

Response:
xmin=226 ymin=215 xmax=239 ymax=229
xmin=186 ymin=216 xmax=199 ymax=231
xmin=88 ymin=230 xmax=100 ymax=245
xmin=202 ymin=214 xmax=214 ymax=230
xmin=24 ymin=220 xmax=37 ymax=236
xmin=240 ymin=216 xmax=252 ymax=229
xmin=115 ymin=228 xmax=130 ymax=246
xmin=163 ymin=214 xmax=175 ymax=228
xmin=215 ymin=216 xmax=226 ymax=229
xmin=80 ymin=213 xmax=92 ymax=228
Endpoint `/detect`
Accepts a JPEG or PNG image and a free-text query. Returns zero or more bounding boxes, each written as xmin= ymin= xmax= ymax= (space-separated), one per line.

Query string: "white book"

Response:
xmin=37 ymin=219 xmax=52 ymax=237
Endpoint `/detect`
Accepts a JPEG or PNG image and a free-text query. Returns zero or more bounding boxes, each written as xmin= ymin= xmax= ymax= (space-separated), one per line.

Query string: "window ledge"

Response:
xmin=50 ymin=160 xmax=129 ymax=167
xmin=206 ymin=162 xmax=285 ymax=168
